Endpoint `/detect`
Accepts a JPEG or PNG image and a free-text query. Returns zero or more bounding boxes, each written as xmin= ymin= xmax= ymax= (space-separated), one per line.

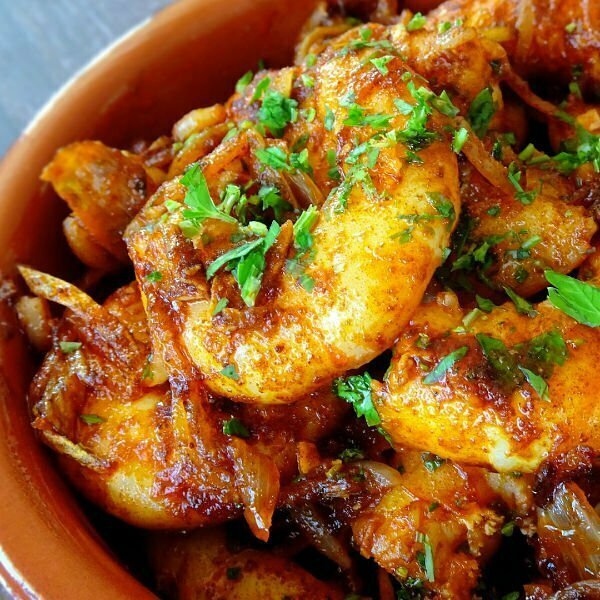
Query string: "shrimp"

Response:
xmin=449 ymin=161 xmax=597 ymax=297
xmin=149 ymin=527 xmax=344 ymax=600
xmin=42 ymin=141 xmax=165 ymax=268
xmin=373 ymin=291 xmax=600 ymax=473
xmin=19 ymin=266 xmax=348 ymax=535
xmin=20 ymin=267 xmax=242 ymax=529
xmin=428 ymin=0 xmax=600 ymax=93
xmin=352 ymin=451 xmax=503 ymax=599
xmin=126 ymin=30 xmax=460 ymax=404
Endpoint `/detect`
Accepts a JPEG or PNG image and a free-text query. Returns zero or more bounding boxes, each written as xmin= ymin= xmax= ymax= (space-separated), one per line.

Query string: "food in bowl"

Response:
xmin=9 ymin=0 xmax=600 ymax=597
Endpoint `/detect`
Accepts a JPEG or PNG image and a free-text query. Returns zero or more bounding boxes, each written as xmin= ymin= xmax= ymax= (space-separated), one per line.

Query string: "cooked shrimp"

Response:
xmin=149 ymin=527 xmax=344 ymax=600
xmin=428 ymin=0 xmax=600 ymax=92
xmin=19 ymin=267 xmax=348 ymax=534
xmin=452 ymin=162 xmax=597 ymax=297
xmin=126 ymin=34 xmax=460 ymax=404
xmin=374 ymin=291 xmax=600 ymax=472
xmin=42 ymin=141 xmax=165 ymax=267
xmin=352 ymin=451 xmax=503 ymax=599
xmin=20 ymin=267 xmax=243 ymax=529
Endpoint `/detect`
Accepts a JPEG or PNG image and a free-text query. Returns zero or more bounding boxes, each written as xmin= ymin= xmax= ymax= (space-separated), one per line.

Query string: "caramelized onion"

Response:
xmin=537 ymin=483 xmax=600 ymax=583
xmin=230 ymin=438 xmax=280 ymax=542
xmin=356 ymin=460 xmax=404 ymax=489
xmin=288 ymin=503 xmax=352 ymax=570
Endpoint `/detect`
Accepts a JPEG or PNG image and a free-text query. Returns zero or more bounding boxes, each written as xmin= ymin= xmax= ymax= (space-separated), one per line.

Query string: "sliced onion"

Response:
xmin=288 ymin=503 xmax=352 ymax=570
xmin=230 ymin=438 xmax=280 ymax=542
xmin=538 ymin=482 xmax=600 ymax=582
xmin=553 ymin=580 xmax=600 ymax=599
xmin=356 ymin=460 xmax=404 ymax=489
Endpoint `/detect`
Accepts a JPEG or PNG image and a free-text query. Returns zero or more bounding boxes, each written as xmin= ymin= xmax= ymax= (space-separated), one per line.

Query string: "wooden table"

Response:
xmin=0 ymin=0 xmax=173 ymax=155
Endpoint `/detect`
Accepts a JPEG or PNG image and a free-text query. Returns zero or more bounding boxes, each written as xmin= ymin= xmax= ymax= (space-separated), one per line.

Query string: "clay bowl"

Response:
xmin=0 ymin=0 xmax=317 ymax=597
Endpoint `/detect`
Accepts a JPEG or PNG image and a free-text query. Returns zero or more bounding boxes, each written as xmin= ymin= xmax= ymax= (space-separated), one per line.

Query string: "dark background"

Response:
xmin=0 ymin=0 xmax=173 ymax=156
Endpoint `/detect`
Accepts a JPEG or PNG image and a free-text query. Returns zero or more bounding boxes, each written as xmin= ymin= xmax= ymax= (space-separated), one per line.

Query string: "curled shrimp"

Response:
xmin=428 ymin=0 xmax=600 ymax=92
xmin=373 ymin=291 xmax=600 ymax=473
xmin=126 ymin=32 xmax=460 ymax=404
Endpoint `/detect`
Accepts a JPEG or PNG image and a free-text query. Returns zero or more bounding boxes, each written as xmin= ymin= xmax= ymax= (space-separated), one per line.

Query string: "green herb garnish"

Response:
xmin=222 ymin=417 xmax=249 ymax=438
xmin=334 ymin=373 xmax=380 ymax=426
xmin=468 ymin=87 xmax=496 ymax=138
xmin=59 ymin=341 xmax=82 ymax=354
xmin=423 ymin=346 xmax=468 ymax=384
xmin=545 ymin=270 xmax=600 ymax=326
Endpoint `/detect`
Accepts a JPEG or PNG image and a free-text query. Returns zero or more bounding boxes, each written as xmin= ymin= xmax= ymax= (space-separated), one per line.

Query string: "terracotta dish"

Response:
xmin=0 ymin=1 xmax=316 ymax=597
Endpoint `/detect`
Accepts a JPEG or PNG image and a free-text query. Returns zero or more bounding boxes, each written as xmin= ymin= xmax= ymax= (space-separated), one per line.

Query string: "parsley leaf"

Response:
xmin=545 ymin=270 xmax=600 ymax=326
xmin=370 ymin=55 xmax=394 ymax=75
xmin=207 ymin=222 xmax=280 ymax=306
xmin=80 ymin=414 xmax=105 ymax=425
xmin=407 ymin=12 xmax=427 ymax=32
xmin=423 ymin=346 xmax=468 ymax=384
xmin=422 ymin=452 xmax=446 ymax=472
xmin=221 ymin=364 xmax=240 ymax=380
xmin=293 ymin=205 xmax=319 ymax=252
xmin=222 ymin=417 xmax=249 ymax=438
xmin=180 ymin=164 xmax=237 ymax=227
xmin=518 ymin=366 xmax=550 ymax=401
xmin=416 ymin=532 xmax=435 ymax=582
xmin=507 ymin=162 xmax=538 ymax=204
xmin=235 ymin=70 xmax=253 ymax=94
xmin=145 ymin=270 xmax=162 ymax=282
xmin=324 ymin=106 xmax=335 ymax=131
xmin=258 ymin=89 xmax=298 ymax=137
xmin=476 ymin=334 xmax=522 ymax=388
xmin=59 ymin=341 xmax=82 ymax=354
xmin=334 ymin=373 xmax=380 ymax=426
xmin=212 ymin=298 xmax=229 ymax=316
xmin=476 ymin=295 xmax=496 ymax=313
xmin=504 ymin=286 xmax=537 ymax=317
xmin=452 ymin=127 xmax=469 ymax=153
xmin=258 ymin=186 xmax=291 ymax=222
xmin=468 ymin=87 xmax=496 ymax=138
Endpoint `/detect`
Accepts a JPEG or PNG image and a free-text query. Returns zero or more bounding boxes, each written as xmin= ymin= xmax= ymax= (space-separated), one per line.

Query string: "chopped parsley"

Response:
xmin=212 ymin=297 xmax=229 ymax=316
xmin=221 ymin=364 xmax=240 ymax=380
xmin=504 ymin=286 xmax=537 ymax=317
xmin=293 ymin=205 xmax=319 ymax=252
xmin=406 ymin=12 xmax=427 ymax=32
xmin=258 ymin=186 xmax=292 ymax=222
xmin=518 ymin=366 xmax=550 ymax=401
xmin=545 ymin=270 xmax=600 ymax=326
xmin=501 ymin=521 xmax=515 ymax=536
xmin=258 ymin=89 xmax=298 ymax=137
xmin=80 ymin=414 xmax=105 ymax=425
xmin=207 ymin=221 xmax=280 ymax=307
xmin=452 ymin=127 xmax=469 ymax=153
xmin=476 ymin=295 xmax=496 ymax=313
xmin=222 ymin=417 xmax=249 ymax=438
xmin=179 ymin=164 xmax=237 ymax=236
xmin=507 ymin=162 xmax=538 ymax=204
xmin=250 ymin=76 xmax=270 ymax=102
xmin=324 ymin=106 xmax=335 ymax=131
xmin=423 ymin=346 xmax=468 ymax=384
xmin=370 ymin=55 xmax=394 ymax=75
xmin=343 ymin=102 xmax=394 ymax=130
xmin=416 ymin=532 xmax=435 ymax=582
xmin=422 ymin=452 xmax=446 ymax=472
xmin=565 ymin=22 xmax=577 ymax=33
xmin=235 ymin=70 xmax=253 ymax=94
xmin=476 ymin=334 xmax=522 ymax=388
xmin=468 ymin=87 xmax=496 ymax=138
xmin=342 ymin=27 xmax=393 ymax=55
xmin=145 ymin=270 xmax=162 ymax=282
xmin=334 ymin=373 xmax=380 ymax=426
xmin=339 ymin=448 xmax=365 ymax=463
xmin=255 ymin=146 xmax=312 ymax=174
xmin=59 ymin=341 xmax=82 ymax=354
